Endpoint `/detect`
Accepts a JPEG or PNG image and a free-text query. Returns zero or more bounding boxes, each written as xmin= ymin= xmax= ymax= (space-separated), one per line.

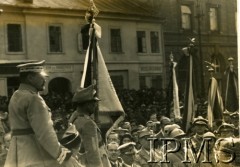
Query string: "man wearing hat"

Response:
xmin=216 ymin=123 xmax=235 ymax=138
xmin=134 ymin=129 xmax=162 ymax=167
xmin=5 ymin=60 xmax=80 ymax=167
xmin=190 ymin=116 xmax=209 ymax=151
xmin=70 ymin=84 xmax=111 ymax=167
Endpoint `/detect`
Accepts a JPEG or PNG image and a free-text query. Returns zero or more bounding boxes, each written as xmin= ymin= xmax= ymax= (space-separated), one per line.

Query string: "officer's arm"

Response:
xmin=82 ymin=120 xmax=103 ymax=167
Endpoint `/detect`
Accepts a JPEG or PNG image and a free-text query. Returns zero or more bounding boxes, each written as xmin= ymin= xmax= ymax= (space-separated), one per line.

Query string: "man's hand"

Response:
xmin=57 ymin=147 xmax=71 ymax=164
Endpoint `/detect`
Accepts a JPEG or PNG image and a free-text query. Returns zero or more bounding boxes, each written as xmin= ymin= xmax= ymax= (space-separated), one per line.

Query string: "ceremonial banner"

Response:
xmin=182 ymin=50 xmax=195 ymax=132
xmin=172 ymin=62 xmax=181 ymax=119
xmin=225 ymin=66 xmax=239 ymax=112
xmin=207 ymin=77 xmax=224 ymax=128
xmin=97 ymin=44 xmax=124 ymax=113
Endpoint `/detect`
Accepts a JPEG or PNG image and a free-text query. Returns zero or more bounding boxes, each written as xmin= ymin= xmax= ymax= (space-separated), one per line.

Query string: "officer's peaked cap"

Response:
xmin=192 ymin=116 xmax=208 ymax=126
xmin=59 ymin=133 xmax=81 ymax=150
xmin=17 ymin=60 xmax=48 ymax=76
xmin=72 ymin=84 xmax=100 ymax=103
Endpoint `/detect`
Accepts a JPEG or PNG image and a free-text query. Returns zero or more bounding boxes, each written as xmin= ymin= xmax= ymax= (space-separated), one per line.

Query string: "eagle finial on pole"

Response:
xmin=85 ymin=0 xmax=99 ymax=23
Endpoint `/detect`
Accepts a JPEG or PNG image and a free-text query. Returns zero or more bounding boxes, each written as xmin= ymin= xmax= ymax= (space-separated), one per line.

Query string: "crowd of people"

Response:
xmin=0 ymin=62 xmax=239 ymax=166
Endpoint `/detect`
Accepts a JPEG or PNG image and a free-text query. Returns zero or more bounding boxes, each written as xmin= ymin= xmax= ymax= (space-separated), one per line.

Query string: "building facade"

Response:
xmin=159 ymin=0 xmax=237 ymax=99
xmin=0 ymin=0 xmax=165 ymax=97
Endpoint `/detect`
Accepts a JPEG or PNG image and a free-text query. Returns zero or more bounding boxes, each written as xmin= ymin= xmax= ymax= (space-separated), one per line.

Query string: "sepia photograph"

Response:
xmin=0 ymin=0 xmax=239 ymax=166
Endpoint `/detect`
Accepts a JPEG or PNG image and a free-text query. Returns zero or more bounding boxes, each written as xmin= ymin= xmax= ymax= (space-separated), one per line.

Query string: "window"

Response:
xmin=137 ymin=31 xmax=147 ymax=53
xmin=110 ymin=28 xmax=122 ymax=52
xmin=7 ymin=24 xmax=23 ymax=52
xmin=181 ymin=5 xmax=192 ymax=30
xmin=111 ymin=75 xmax=124 ymax=90
xmin=150 ymin=31 xmax=160 ymax=53
xmin=48 ymin=25 xmax=62 ymax=53
xmin=209 ymin=7 xmax=218 ymax=31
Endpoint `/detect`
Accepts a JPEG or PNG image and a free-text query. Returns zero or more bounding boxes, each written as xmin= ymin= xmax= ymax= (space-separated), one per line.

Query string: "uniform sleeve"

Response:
xmin=81 ymin=120 xmax=103 ymax=167
xmin=27 ymin=95 xmax=61 ymax=159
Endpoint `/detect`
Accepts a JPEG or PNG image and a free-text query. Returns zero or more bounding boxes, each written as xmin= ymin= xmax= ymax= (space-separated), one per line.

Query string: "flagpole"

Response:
xmin=85 ymin=0 xmax=100 ymax=122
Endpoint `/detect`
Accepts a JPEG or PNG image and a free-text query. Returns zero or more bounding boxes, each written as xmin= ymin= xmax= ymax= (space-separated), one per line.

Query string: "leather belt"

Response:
xmin=11 ymin=128 xmax=34 ymax=136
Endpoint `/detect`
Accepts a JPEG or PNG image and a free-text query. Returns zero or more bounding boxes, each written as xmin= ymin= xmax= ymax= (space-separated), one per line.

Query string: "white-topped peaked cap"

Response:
xmin=16 ymin=60 xmax=48 ymax=76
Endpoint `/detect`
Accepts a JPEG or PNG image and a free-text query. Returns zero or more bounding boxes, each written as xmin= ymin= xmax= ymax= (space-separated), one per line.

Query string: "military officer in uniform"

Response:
xmin=4 ymin=60 xmax=80 ymax=167
xmin=70 ymin=84 xmax=111 ymax=167
xmin=190 ymin=116 xmax=209 ymax=150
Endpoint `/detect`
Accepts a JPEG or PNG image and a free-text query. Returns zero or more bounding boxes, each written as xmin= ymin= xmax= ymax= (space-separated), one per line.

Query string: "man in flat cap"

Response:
xmin=5 ymin=60 xmax=80 ymax=167
xmin=70 ymin=84 xmax=111 ymax=167
xmin=134 ymin=130 xmax=162 ymax=167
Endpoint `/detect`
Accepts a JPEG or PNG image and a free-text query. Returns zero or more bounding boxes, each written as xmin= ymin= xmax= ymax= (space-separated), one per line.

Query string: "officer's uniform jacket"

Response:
xmin=5 ymin=84 xmax=61 ymax=167
xmin=73 ymin=111 xmax=110 ymax=167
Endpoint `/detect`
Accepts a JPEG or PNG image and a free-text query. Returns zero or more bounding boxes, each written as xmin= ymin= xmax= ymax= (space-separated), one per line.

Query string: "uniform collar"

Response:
xmin=19 ymin=83 xmax=38 ymax=94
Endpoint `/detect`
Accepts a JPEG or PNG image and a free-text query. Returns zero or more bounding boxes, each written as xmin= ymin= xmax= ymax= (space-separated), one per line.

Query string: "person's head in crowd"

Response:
xmin=131 ymin=128 xmax=139 ymax=143
xmin=214 ymin=138 xmax=240 ymax=167
xmin=149 ymin=113 xmax=158 ymax=122
xmin=106 ymin=142 xmax=121 ymax=163
xmin=120 ymin=133 xmax=133 ymax=145
xmin=168 ymin=128 xmax=186 ymax=139
xmin=130 ymin=120 xmax=138 ymax=130
xmin=122 ymin=121 xmax=131 ymax=132
xmin=146 ymin=120 xmax=155 ymax=132
xmin=112 ymin=127 xmax=129 ymax=138
xmin=223 ymin=110 xmax=231 ymax=123
xmin=160 ymin=116 xmax=172 ymax=130
xmin=216 ymin=123 xmax=235 ymax=138
xmin=192 ymin=116 xmax=209 ymax=135
xmin=137 ymin=124 xmax=145 ymax=131
xmin=17 ymin=60 xmax=48 ymax=91
xmin=230 ymin=111 xmax=239 ymax=127
xmin=138 ymin=129 xmax=154 ymax=151
xmin=118 ymin=142 xmax=136 ymax=155
xmin=72 ymin=84 xmax=100 ymax=116
xmin=163 ymin=124 xmax=181 ymax=137
xmin=107 ymin=132 xmax=120 ymax=144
